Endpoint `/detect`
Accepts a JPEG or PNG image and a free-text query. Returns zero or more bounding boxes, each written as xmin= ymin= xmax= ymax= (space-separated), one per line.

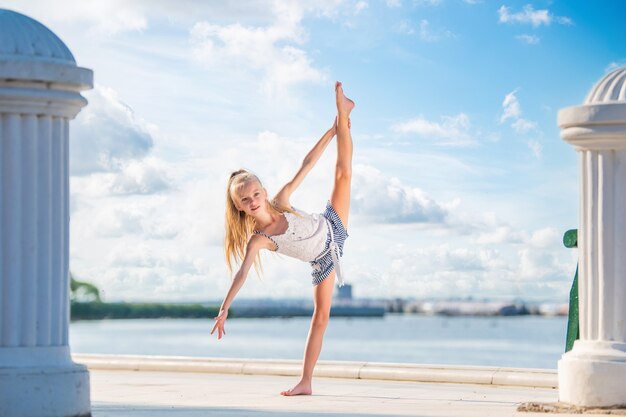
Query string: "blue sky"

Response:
xmin=6 ymin=0 xmax=625 ymax=302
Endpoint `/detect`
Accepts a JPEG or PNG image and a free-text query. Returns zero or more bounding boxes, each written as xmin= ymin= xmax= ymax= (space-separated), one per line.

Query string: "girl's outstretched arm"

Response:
xmin=211 ymin=235 xmax=267 ymax=339
xmin=273 ymin=120 xmax=337 ymax=208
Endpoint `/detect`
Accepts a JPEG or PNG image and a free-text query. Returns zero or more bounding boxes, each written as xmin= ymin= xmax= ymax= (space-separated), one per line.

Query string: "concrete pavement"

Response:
xmin=74 ymin=355 xmax=612 ymax=417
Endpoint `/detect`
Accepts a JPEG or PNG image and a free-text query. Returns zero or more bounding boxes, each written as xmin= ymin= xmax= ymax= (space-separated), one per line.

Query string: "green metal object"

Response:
xmin=563 ymin=229 xmax=578 ymax=249
xmin=563 ymin=229 xmax=579 ymax=352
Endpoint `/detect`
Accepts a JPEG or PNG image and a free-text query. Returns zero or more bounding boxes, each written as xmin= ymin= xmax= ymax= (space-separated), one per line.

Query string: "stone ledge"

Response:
xmin=518 ymin=402 xmax=626 ymax=414
xmin=72 ymin=353 xmax=557 ymax=388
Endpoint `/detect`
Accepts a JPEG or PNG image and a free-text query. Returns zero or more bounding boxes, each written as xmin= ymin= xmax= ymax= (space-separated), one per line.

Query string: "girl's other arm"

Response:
xmin=273 ymin=120 xmax=337 ymax=208
xmin=211 ymin=235 xmax=267 ymax=339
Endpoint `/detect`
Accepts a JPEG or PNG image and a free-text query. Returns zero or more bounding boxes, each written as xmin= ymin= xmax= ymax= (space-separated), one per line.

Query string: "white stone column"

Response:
xmin=558 ymin=67 xmax=626 ymax=408
xmin=0 ymin=9 xmax=93 ymax=417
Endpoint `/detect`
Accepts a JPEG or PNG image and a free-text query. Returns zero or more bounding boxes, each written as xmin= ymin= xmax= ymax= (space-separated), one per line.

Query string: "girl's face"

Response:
xmin=234 ymin=180 xmax=267 ymax=217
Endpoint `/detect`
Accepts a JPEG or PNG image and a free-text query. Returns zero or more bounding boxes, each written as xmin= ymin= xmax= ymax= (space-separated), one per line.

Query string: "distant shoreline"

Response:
xmin=70 ymin=301 xmax=567 ymax=320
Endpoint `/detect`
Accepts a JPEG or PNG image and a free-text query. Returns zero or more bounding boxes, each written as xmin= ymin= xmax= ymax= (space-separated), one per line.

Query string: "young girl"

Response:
xmin=211 ymin=82 xmax=355 ymax=396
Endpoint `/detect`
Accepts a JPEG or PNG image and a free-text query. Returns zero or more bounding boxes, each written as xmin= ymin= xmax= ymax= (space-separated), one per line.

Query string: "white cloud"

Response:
xmin=391 ymin=113 xmax=474 ymax=146
xmin=381 ymin=236 xmax=571 ymax=300
xmin=418 ymin=19 xmax=453 ymax=42
xmin=386 ymin=0 xmax=402 ymax=7
xmin=354 ymin=1 xmax=369 ymax=14
xmin=518 ymin=247 xmax=567 ymax=282
xmin=500 ymin=89 xmax=521 ymax=123
xmin=394 ymin=20 xmax=415 ymax=35
xmin=511 ymin=118 xmax=537 ymax=133
xmin=90 ymin=206 xmax=145 ymax=238
xmin=499 ymin=90 xmax=542 ymax=157
xmin=498 ymin=5 xmax=572 ymax=27
xmin=516 ymin=34 xmax=540 ymax=44
xmin=501 ymin=90 xmax=538 ymax=131
xmin=530 ymin=227 xmax=560 ymax=249
xmin=527 ymin=139 xmax=542 ymax=158
xmin=475 ymin=226 xmax=524 ymax=245
xmin=414 ymin=0 xmax=442 ymax=5
xmin=351 ymin=165 xmax=450 ymax=224
xmin=108 ymin=158 xmax=171 ymax=195
xmin=190 ymin=4 xmax=327 ymax=97
xmin=3 ymin=0 xmax=311 ymax=36
xmin=498 ymin=5 xmax=550 ymax=27
xmin=556 ymin=16 xmax=574 ymax=26
xmin=2 ymin=0 xmax=148 ymax=36
xmin=71 ymin=86 xmax=154 ymax=176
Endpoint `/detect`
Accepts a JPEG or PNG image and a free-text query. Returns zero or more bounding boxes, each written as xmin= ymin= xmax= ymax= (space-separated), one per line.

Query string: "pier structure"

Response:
xmin=558 ymin=66 xmax=626 ymax=407
xmin=0 ymin=9 xmax=93 ymax=417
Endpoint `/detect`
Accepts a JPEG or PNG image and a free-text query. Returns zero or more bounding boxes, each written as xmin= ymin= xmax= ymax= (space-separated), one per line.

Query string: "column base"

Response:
xmin=0 ymin=347 xmax=90 ymax=417
xmin=559 ymin=340 xmax=626 ymax=407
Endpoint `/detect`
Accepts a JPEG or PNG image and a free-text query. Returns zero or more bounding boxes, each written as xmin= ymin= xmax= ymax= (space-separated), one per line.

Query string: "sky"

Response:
xmin=5 ymin=0 xmax=626 ymax=303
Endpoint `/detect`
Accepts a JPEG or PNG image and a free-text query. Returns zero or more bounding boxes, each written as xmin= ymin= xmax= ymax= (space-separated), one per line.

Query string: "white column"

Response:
xmin=558 ymin=78 xmax=626 ymax=407
xmin=0 ymin=72 xmax=92 ymax=417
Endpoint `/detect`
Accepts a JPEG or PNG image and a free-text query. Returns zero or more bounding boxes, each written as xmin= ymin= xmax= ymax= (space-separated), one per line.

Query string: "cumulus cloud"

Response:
xmin=190 ymin=3 xmax=327 ymax=96
xmin=382 ymin=237 xmax=571 ymax=299
xmin=351 ymin=165 xmax=450 ymax=224
xmin=109 ymin=158 xmax=171 ymax=195
xmin=498 ymin=5 xmax=572 ymax=27
xmin=90 ymin=207 xmax=145 ymax=238
xmin=6 ymin=0 xmax=319 ymax=36
xmin=475 ymin=226 xmax=525 ymax=245
xmin=391 ymin=113 xmax=474 ymax=146
xmin=71 ymin=86 xmax=154 ymax=175
xmin=500 ymin=89 xmax=540 ymax=156
xmin=70 ymin=85 xmax=172 ymax=199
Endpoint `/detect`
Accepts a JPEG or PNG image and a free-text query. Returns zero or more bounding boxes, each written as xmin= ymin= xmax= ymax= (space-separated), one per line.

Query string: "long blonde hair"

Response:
xmin=224 ymin=169 xmax=290 ymax=275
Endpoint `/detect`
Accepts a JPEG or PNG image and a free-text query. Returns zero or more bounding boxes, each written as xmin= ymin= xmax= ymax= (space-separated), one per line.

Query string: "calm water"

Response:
xmin=70 ymin=314 xmax=568 ymax=369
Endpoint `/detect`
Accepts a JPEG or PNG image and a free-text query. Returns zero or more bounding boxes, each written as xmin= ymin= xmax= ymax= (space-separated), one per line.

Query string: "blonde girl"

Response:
xmin=211 ymin=82 xmax=355 ymax=396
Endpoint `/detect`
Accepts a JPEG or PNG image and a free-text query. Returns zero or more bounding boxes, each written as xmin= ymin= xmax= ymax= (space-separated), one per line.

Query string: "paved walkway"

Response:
xmin=89 ymin=369 xmax=603 ymax=417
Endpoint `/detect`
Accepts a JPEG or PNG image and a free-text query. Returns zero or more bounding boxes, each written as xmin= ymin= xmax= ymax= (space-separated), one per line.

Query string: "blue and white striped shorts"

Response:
xmin=310 ymin=202 xmax=348 ymax=286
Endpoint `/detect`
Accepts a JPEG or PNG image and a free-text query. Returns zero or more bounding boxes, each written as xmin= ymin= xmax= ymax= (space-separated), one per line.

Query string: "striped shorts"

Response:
xmin=310 ymin=202 xmax=348 ymax=286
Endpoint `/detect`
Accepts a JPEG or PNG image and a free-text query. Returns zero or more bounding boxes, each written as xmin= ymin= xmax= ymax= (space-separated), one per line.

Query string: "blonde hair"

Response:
xmin=224 ymin=169 xmax=292 ymax=275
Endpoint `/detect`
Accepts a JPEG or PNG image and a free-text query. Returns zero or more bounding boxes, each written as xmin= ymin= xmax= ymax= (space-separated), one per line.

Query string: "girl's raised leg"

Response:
xmin=280 ymin=270 xmax=335 ymax=396
xmin=281 ymin=82 xmax=355 ymax=396
xmin=330 ymin=81 xmax=354 ymax=227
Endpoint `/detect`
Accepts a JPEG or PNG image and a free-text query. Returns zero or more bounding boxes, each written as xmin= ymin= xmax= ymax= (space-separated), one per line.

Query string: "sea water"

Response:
xmin=70 ymin=314 xmax=567 ymax=369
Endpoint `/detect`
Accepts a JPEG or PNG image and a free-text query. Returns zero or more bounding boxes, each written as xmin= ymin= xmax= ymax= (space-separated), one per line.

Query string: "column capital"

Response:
xmin=559 ymin=103 xmax=626 ymax=150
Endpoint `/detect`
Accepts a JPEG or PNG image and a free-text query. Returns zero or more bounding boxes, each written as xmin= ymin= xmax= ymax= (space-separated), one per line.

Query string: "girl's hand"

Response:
xmin=211 ymin=308 xmax=229 ymax=339
xmin=331 ymin=116 xmax=350 ymax=134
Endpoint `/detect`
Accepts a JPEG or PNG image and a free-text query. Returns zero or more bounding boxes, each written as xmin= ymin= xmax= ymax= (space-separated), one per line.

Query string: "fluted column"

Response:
xmin=558 ymin=71 xmax=626 ymax=407
xmin=0 ymin=9 xmax=93 ymax=416
xmin=0 ymin=114 xmax=72 ymax=348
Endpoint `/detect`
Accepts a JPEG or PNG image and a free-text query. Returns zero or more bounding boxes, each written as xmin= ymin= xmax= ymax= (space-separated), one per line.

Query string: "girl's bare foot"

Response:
xmin=335 ymin=81 xmax=355 ymax=117
xmin=280 ymin=379 xmax=312 ymax=396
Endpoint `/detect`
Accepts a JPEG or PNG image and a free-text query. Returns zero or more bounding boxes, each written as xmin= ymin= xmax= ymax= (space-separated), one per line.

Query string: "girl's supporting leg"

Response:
xmin=330 ymin=81 xmax=354 ymax=227
xmin=281 ymin=82 xmax=354 ymax=396
xmin=280 ymin=270 xmax=335 ymax=396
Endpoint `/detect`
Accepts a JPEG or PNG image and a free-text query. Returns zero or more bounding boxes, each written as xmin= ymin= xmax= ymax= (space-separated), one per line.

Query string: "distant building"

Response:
xmin=336 ymin=283 xmax=353 ymax=300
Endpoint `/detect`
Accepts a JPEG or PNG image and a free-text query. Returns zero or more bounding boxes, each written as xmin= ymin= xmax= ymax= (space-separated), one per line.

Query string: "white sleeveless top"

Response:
xmin=254 ymin=207 xmax=345 ymax=286
xmin=256 ymin=209 xmax=328 ymax=262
